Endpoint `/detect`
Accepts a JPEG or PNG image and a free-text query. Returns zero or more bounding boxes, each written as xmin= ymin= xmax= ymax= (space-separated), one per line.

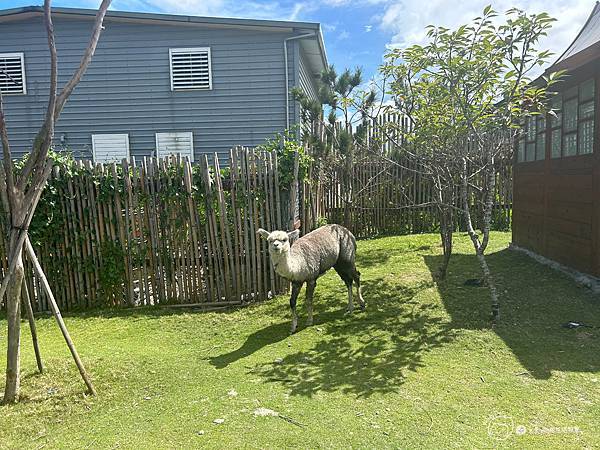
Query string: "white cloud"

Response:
xmin=338 ymin=30 xmax=351 ymax=40
xmin=378 ymin=0 xmax=592 ymax=65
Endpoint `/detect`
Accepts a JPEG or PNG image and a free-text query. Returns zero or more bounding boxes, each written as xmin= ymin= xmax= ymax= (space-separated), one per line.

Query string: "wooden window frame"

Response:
xmin=535 ymin=115 xmax=546 ymax=160
xmin=578 ymin=79 xmax=595 ymax=155
xmin=562 ymin=88 xmax=578 ymax=157
xmin=549 ymin=78 xmax=595 ymax=159
xmin=524 ymin=115 xmax=536 ymax=161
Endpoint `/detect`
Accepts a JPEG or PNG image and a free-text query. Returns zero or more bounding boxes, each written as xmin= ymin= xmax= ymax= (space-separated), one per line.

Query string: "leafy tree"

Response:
xmin=294 ymin=66 xmax=377 ymax=227
xmin=381 ymin=6 xmax=561 ymax=320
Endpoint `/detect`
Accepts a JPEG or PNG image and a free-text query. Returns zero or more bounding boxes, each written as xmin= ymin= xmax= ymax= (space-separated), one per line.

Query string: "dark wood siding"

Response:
xmin=513 ymin=59 xmax=600 ymax=276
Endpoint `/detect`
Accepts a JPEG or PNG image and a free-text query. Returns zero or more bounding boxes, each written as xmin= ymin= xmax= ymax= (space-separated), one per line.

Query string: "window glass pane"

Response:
xmin=580 ymin=78 xmax=595 ymax=101
xmin=563 ymin=98 xmax=578 ymax=132
xmin=518 ymin=139 xmax=525 ymax=162
xmin=563 ymin=133 xmax=577 ymax=156
xmin=526 ymin=143 xmax=536 ymax=161
xmin=551 ymin=95 xmax=562 ymax=127
xmin=579 ymin=120 xmax=594 ymax=154
xmin=580 ymin=101 xmax=594 ymax=119
xmin=537 ymin=116 xmax=546 ymax=131
xmin=551 ymin=129 xmax=562 ymax=158
xmin=564 ymin=85 xmax=578 ymax=99
xmin=527 ymin=116 xmax=536 ymax=140
xmin=536 ymin=133 xmax=546 ymax=160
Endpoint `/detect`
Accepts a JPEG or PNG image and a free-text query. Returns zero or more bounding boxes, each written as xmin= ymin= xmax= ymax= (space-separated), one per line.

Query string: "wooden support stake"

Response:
xmin=24 ymin=236 xmax=96 ymax=396
xmin=21 ymin=279 xmax=43 ymax=374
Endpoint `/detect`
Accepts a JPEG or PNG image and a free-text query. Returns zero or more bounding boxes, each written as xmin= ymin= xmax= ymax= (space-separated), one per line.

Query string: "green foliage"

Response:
xmin=98 ymin=239 xmax=126 ymax=304
xmin=383 ymin=6 xmax=560 ymax=141
xmin=256 ymin=129 xmax=312 ymax=189
xmin=316 ymin=215 xmax=328 ymax=227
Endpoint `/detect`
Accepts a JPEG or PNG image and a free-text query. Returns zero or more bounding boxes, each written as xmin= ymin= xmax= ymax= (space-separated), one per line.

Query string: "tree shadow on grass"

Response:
xmin=424 ymin=249 xmax=600 ymax=380
xmin=355 ymin=247 xmax=392 ymax=268
xmin=214 ymin=276 xmax=454 ymax=398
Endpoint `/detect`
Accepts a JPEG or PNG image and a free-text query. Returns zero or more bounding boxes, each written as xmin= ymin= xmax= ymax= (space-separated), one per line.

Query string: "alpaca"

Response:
xmin=257 ymin=224 xmax=365 ymax=333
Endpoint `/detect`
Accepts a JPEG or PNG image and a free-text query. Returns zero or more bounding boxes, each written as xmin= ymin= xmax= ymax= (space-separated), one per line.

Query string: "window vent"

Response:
xmin=0 ymin=53 xmax=26 ymax=95
xmin=169 ymin=48 xmax=212 ymax=91
xmin=92 ymin=134 xmax=130 ymax=163
xmin=156 ymin=132 xmax=194 ymax=161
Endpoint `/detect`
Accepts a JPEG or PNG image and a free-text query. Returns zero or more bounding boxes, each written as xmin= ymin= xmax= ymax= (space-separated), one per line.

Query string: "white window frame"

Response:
xmin=169 ymin=47 xmax=212 ymax=91
xmin=91 ymin=133 xmax=131 ymax=163
xmin=0 ymin=52 xmax=27 ymax=95
xmin=155 ymin=132 xmax=194 ymax=162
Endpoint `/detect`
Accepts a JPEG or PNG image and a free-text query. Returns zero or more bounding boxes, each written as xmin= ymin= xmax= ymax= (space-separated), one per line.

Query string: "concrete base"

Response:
xmin=509 ymin=243 xmax=600 ymax=294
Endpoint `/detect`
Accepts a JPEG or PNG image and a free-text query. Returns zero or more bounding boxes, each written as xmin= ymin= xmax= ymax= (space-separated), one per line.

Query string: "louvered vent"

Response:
xmin=156 ymin=132 xmax=194 ymax=161
xmin=0 ymin=53 xmax=26 ymax=95
xmin=169 ymin=48 xmax=212 ymax=91
xmin=92 ymin=134 xmax=130 ymax=163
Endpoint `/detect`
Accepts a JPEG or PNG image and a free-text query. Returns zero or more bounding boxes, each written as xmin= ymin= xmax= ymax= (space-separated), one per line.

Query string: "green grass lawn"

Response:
xmin=1 ymin=232 xmax=599 ymax=449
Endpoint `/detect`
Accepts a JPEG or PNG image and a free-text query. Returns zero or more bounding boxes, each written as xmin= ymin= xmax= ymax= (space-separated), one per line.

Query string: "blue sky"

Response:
xmin=2 ymin=0 xmax=594 ymax=82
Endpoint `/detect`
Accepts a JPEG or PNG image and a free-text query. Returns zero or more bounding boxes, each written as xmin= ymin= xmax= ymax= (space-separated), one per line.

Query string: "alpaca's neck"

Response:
xmin=270 ymin=248 xmax=303 ymax=281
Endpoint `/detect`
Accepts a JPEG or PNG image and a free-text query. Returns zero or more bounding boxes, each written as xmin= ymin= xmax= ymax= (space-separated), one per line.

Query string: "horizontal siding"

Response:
xmin=299 ymin=48 xmax=319 ymax=102
xmin=0 ymin=16 xmax=302 ymax=161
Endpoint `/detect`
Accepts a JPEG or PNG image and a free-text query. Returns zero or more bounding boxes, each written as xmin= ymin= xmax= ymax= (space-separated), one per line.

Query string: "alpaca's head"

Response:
xmin=257 ymin=228 xmax=300 ymax=255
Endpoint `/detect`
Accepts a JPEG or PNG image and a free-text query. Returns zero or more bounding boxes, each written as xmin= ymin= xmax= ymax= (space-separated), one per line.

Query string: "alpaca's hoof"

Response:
xmin=359 ymin=303 xmax=366 ymax=312
xmin=345 ymin=308 xmax=354 ymax=316
xmin=306 ymin=318 xmax=313 ymax=327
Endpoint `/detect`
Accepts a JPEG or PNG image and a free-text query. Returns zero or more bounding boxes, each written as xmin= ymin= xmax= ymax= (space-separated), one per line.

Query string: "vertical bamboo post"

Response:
xmin=21 ymin=279 xmax=43 ymax=374
xmin=24 ymin=236 xmax=96 ymax=396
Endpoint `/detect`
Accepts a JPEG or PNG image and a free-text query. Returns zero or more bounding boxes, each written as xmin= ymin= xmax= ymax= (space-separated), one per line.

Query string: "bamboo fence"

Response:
xmin=0 ymin=133 xmax=512 ymax=312
xmin=304 ymin=114 xmax=513 ymax=239
xmin=0 ymin=148 xmax=289 ymax=312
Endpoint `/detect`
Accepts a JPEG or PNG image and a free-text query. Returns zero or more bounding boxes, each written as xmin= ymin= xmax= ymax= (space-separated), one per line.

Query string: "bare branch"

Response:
xmin=19 ymin=0 xmax=111 ymax=191
xmin=0 ymin=95 xmax=16 ymax=215
xmin=54 ymin=0 xmax=111 ymax=118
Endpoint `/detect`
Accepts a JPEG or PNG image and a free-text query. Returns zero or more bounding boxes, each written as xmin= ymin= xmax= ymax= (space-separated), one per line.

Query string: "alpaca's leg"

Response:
xmin=305 ymin=279 xmax=317 ymax=326
xmin=334 ymin=264 xmax=354 ymax=314
xmin=345 ymin=277 xmax=354 ymax=314
xmin=289 ymin=281 xmax=303 ymax=334
xmin=353 ymin=268 xmax=365 ymax=311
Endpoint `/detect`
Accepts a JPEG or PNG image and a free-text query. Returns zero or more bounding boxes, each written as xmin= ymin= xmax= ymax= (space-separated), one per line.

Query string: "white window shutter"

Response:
xmin=155 ymin=132 xmax=194 ymax=162
xmin=0 ymin=53 xmax=26 ymax=95
xmin=92 ymin=134 xmax=130 ymax=163
xmin=169 ymin=48 xmax=212 ymax=91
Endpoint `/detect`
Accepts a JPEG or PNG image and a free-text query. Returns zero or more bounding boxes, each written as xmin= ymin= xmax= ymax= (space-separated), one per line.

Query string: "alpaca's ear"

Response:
xmin=287 ymin=230 xmax=300 ymax=241
xmin=257 ymin=228 xmax=270 ymax=240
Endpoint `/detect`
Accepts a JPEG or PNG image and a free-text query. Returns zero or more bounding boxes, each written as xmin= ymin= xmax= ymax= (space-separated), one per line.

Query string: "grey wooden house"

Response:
xmin=0 ymin=6 xmax=327 ymax=162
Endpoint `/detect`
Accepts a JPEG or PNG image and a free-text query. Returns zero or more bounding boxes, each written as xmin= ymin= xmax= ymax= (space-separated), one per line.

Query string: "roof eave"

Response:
xmin=0 ymin=5 xmax=321 ymax=31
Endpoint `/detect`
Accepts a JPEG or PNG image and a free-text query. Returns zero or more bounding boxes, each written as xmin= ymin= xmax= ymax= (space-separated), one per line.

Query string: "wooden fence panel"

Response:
xmin=0 ymin=149 xmax=289 ymax=312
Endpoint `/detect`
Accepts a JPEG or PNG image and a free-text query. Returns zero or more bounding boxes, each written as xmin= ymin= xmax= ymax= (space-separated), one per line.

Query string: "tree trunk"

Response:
xmin=434 ymin=178 xmax=454 ymax=280
xmin=3 ymin=232 xmax=24 ymax=404
xmin=438 ymin=205 xmax=453 ymax=279
xmin=460 ymin=156 xmax=499 ymax=322
xmin=342 ymin=155 xmax=353 ymax=229
xmin=476 ymin=250 xmax=499 ymax=320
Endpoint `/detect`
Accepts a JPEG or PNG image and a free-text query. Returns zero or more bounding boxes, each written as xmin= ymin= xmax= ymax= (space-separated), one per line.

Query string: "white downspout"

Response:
xmin=284 ymin=32 xmax=317 ymax=130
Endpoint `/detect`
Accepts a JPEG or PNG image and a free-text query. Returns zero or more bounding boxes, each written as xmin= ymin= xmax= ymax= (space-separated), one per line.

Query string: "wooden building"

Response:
xmin=513 ymin=3 xmax=600 ymax=276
